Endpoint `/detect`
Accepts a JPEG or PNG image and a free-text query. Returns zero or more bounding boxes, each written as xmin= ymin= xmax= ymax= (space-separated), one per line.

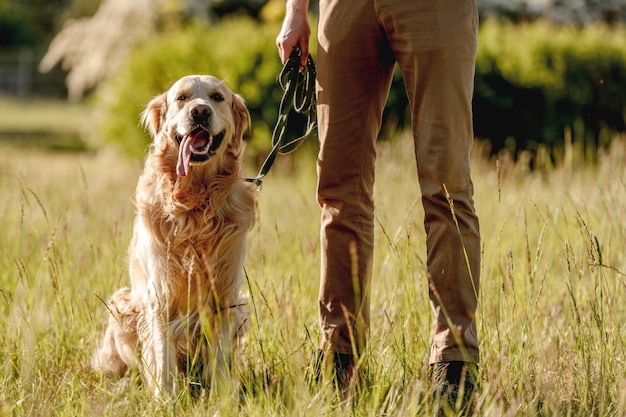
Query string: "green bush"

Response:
xmin=474 ymin=20 xmax=626 ymax=156
xmin=95 ymin=17 xmax=286 ymax=158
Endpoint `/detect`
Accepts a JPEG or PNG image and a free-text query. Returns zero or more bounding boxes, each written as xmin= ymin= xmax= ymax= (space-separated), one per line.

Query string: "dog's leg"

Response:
xmin=91 ymin=288 xmax=138 ymax=377
xmin=200 ymin=309 xmax=236 ymax=393
xmin=202 ymin=235 xmax=249 ymax=390
xmin=91 ymin=317 xmax=130 ymax=377
xmin=213 ymin=300 xmax=248 ymax=379
xmin=131 ymin=226 xmax=180 ymax=398
xmin=142 ymin=294 xmax=178 ymax=398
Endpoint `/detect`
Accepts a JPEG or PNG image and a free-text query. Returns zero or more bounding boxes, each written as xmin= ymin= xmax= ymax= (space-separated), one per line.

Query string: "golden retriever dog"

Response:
xmin=91 ymin=75 xmax=256 ymax=398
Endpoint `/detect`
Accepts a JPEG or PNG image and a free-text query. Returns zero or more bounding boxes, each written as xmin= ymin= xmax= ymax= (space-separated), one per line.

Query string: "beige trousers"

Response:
xmin=315 ymin=0 xmax=480 ymax=364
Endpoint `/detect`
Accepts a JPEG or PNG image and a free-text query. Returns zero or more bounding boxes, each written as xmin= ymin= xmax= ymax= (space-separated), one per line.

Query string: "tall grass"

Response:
xmin=0 ymin=132 xmax=625 ymax=416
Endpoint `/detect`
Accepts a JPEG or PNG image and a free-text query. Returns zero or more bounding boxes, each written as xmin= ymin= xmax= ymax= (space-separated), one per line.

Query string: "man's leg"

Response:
xmin=316 ymin=0 xmax=395 ymax=358
xmin=385 ymin=0 xmax=481 ymax=365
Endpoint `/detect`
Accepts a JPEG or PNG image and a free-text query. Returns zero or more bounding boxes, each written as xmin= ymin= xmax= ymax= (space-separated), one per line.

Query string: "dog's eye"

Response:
xmin=176 ymin=94 xmax=187 ymax=101
xmin=211 ymin=93 xmax=224 ymax=102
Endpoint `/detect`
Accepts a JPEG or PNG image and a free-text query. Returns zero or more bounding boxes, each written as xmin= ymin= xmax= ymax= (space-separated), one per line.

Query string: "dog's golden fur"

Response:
xmin=91 ymin=75 xmax=256 ymax=397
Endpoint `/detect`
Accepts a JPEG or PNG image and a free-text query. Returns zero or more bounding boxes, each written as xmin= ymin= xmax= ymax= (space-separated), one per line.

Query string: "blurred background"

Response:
xmin=1 ymin=0 xmax=625 ymax=165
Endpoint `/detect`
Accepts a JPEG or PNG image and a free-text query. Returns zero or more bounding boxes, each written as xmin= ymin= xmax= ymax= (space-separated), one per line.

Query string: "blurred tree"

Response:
xmin=39 ymin=0 xmax=162 ymax=99
xmin=0 ymin=0 xmax=106 ymax=49
xmin=59 ymin=0 xmax=102 ymax=23
xmin=212 ymin=0 xmax=266 ymax=18
xmin=477 ymin=0 xmax=626 ymax=24
xmin=38 ymin=0 xmax=272 ymax=99
xmin=0 ymin=0 xmax=69 ymax=48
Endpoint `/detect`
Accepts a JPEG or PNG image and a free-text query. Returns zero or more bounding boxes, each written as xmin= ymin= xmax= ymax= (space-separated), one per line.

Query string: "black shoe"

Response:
xmin=432 ymin=361 xmax=478 ymax=415
xmin=309 ymin=349 xmax=355 ymax=390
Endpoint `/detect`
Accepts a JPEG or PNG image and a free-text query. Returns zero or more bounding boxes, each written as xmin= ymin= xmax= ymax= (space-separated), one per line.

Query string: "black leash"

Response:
xmin=245 ymin=47 xmax=317 ymax=188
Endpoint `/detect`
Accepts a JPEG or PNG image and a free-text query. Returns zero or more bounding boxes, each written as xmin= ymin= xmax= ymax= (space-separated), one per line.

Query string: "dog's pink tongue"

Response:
xmin=177 ymin=135 xmax=193 ymax=177
xmin=177 ymin=131 xmax=208 ymax=177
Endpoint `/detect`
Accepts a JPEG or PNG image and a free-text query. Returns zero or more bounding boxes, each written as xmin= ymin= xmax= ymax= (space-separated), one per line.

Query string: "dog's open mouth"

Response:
xmin=176 ymin=128 xmax=225 ymax=177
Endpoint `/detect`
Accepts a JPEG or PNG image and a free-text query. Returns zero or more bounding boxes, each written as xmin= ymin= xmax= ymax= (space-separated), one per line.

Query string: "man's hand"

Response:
xmin=276 ymin=0 xmax=311 ymax=69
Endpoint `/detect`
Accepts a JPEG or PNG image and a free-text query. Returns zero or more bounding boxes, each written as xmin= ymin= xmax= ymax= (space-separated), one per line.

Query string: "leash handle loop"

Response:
xmin=245 ymin=47 xmax=317 ymax=187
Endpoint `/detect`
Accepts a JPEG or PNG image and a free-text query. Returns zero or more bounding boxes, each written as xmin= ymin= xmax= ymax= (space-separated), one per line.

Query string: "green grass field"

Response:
xmin=1 ymin=114 xmax=625 ymax=416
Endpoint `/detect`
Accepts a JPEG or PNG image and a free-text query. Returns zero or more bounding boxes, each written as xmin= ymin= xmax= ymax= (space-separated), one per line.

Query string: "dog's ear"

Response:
xmin=232 ymin=93 xmax=251 ymax=143
xmin=141 ymin=93 xmax=168 ymax=137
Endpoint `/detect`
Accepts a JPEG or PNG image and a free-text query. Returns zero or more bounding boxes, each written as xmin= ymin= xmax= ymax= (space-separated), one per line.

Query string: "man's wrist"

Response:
xmin=287 ymin=0 xmax=309 ymax=14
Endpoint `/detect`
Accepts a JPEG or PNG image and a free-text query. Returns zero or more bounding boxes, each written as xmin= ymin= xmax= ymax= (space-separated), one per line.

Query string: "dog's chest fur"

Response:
xmin=132 ymin=161 xmax=255 ymax=306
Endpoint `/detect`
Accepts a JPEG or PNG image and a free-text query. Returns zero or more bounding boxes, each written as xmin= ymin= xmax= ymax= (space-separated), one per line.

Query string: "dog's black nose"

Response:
xmin=190 ymin=104 xmax=211 ymax=125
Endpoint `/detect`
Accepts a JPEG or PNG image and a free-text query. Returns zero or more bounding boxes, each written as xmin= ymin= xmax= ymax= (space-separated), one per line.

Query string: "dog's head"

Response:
xmin=141 ymin=75 xmax=250 ymax=177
